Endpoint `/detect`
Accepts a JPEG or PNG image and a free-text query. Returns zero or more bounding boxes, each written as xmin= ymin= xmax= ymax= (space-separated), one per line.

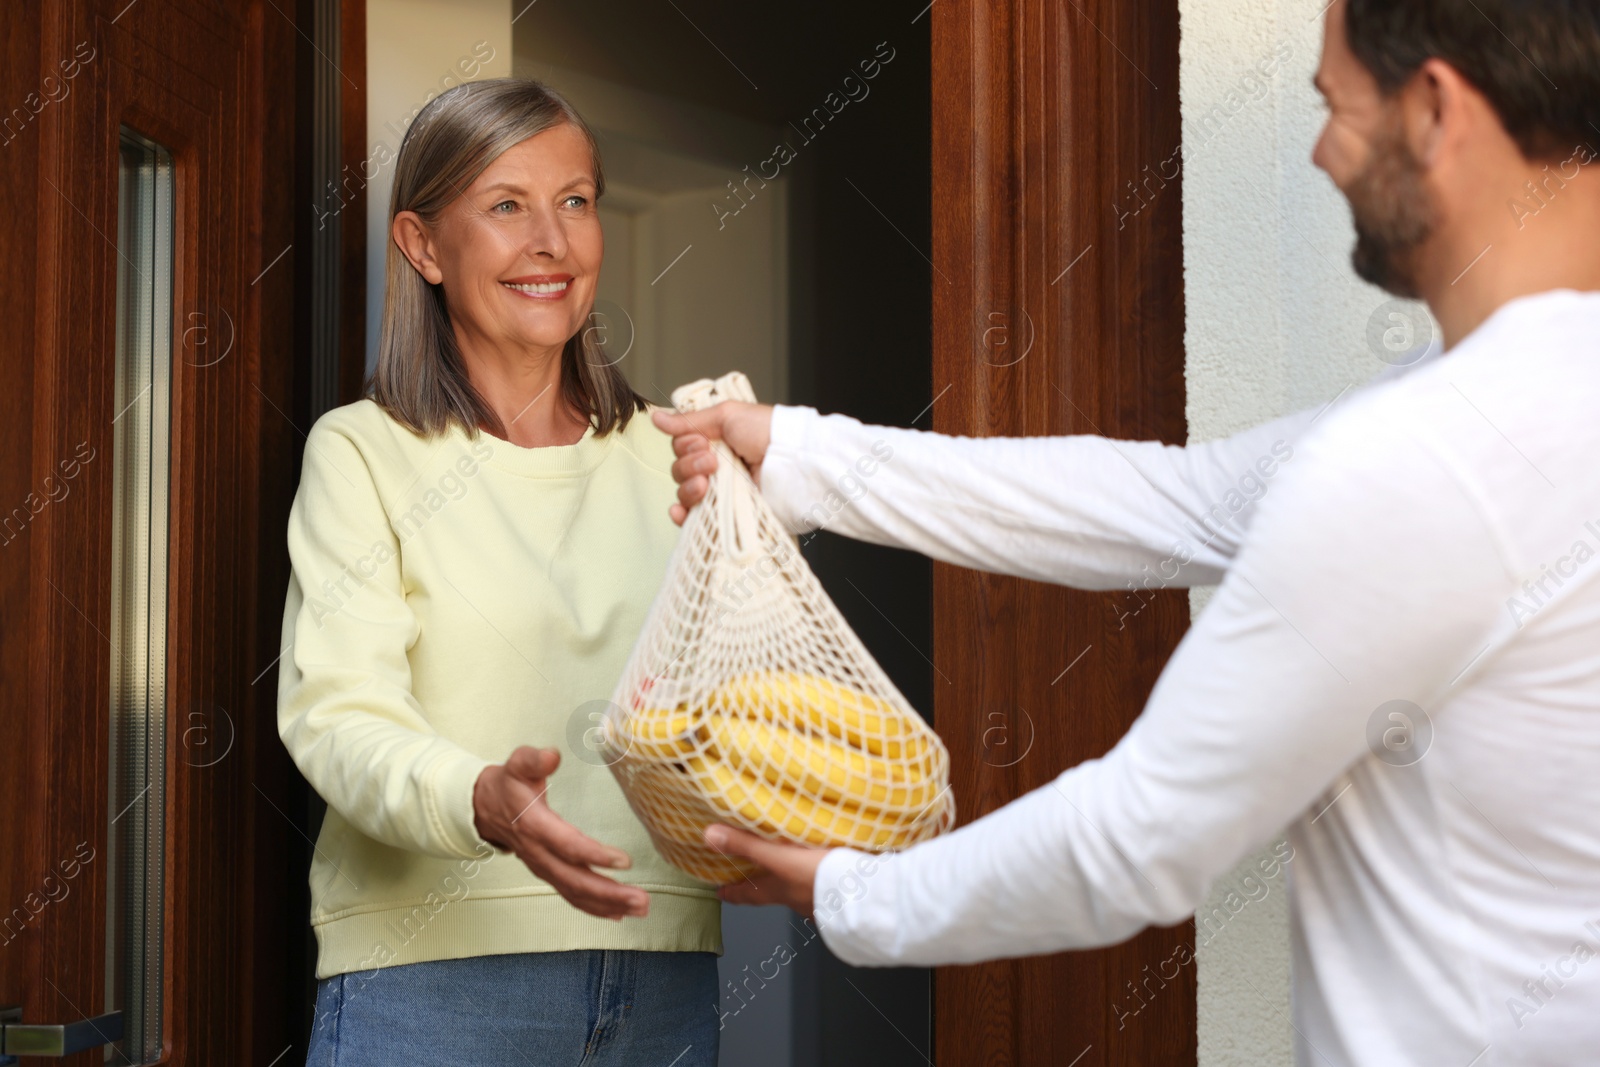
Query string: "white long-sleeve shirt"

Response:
xmin=760 ymin=289 xmax=1600 ymax=1066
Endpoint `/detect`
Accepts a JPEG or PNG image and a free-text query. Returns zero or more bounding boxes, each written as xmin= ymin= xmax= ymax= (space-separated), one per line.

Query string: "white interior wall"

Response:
xmin=638 ymin=184 xmax=787 ymax=403
xmin=507 ymin=61 xmax=778 ymax=171
xmin=512 ymin=59 xmax=790 ymax=406
xmin=364 ymin=0 xmax=513 ymax=371
xmin=1179 ymin=2 xmax=1432 ymax=1063
xmin=591 ymin=174 xmax=789 ymax=405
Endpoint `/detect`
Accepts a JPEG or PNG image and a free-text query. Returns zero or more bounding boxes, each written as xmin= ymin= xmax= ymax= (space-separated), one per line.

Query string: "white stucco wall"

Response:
xmin=365 ymin=0 xmax=513 ymax=371
xmin=1178 ymin=2 xmax=1433 ymax=1063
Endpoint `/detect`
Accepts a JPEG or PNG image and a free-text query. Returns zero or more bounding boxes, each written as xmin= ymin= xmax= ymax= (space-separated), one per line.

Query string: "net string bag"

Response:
xmin=601 ymin=372 xmax=956 ymax=885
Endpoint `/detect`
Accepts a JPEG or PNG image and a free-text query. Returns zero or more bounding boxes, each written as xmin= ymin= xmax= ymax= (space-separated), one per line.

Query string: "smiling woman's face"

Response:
xmin=409 ymin=123 xmax=603 ymax=356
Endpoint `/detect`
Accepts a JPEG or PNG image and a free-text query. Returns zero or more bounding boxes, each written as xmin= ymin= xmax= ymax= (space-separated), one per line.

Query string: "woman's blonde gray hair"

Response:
xmin=370 ymin=78 xmax=645 ymax=439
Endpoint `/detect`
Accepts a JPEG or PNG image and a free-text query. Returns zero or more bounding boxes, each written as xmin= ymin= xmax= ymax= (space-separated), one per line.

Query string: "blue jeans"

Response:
xmin=305 ymin=950 xmax=719 ymax=1067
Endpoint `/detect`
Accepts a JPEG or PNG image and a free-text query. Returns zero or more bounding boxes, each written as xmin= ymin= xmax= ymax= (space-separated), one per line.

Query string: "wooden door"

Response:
xmin=930 ymin=1 xmax=1196 ymax=1063
xmin=0 ymin=1 xmax=352 ymax=1061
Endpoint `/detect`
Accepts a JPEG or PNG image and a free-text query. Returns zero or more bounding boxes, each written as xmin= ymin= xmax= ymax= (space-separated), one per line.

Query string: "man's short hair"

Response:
xmin=1345 ymin=0 xmax=1600 ymax=159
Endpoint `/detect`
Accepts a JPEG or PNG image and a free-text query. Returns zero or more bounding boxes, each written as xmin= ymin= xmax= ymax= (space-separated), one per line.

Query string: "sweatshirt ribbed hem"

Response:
xmin=313 ymin=887 xmax=722 ymax=979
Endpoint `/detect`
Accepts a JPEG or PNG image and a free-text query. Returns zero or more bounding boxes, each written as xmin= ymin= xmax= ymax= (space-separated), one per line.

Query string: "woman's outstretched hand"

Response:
xmin=651 ymin=402 xmax=775 ymax=525
xmin=704 ymin=824 xmax=829 ymax=915
xmin=474 ymin=746 xmax=650 ymax=921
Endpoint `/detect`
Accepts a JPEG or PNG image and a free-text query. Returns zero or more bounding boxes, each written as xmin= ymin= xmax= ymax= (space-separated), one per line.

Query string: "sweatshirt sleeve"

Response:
xmin=807 ymin=404 xmax=1512 ymax=966
xmin=276 ymin=417 xmax=494 ymax=860
xmin=760 ymin=404 xmax=1318 ymax=589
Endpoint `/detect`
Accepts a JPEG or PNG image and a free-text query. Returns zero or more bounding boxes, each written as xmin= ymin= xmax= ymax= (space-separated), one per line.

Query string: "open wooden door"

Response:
xmin=929 ymin=1 xmax=1196 ymax=1063
xmin=0 ymin=1 xmax=360 ymax=1061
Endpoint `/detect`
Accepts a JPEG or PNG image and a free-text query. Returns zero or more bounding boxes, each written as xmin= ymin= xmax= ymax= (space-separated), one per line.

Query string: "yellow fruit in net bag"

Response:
xmin=704 ymin=714 xmax=939 ymax=815
xmin=604 ymin=670 xmax=954 ymax=883
xmin=686 ymin=755 xmax=905 ymax=850
xmin=715 ymin=671 xmax=930 ymax=761
xmin=618 ymin=703 xmax=706 ymax=762
xmin=602 ymin=371 xmax=955 ymax=885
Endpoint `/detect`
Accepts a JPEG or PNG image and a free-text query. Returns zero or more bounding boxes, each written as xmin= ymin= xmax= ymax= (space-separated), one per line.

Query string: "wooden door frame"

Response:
xmin=930 ymin=2 xmax=1195 ymax=1063
xmin=0 ymin=1 xmax=363 ymax=1061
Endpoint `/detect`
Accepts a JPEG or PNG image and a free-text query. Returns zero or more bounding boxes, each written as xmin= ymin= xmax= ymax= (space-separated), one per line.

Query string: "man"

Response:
xmin=653 ymin=1 xmax=1600 ymax=1063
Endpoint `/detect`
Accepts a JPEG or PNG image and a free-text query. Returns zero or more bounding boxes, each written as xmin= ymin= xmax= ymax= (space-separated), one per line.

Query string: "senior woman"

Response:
xmin=277 ymin=79 xmax=719 ymax=1065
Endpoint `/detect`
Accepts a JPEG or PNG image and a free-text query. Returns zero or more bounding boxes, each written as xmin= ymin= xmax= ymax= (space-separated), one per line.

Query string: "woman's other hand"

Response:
xmin=704 ymin=824 xmax=829 ymax=915
xmin=473 ymin=746 xmax=650 ymax=921
xmin=651 ymin=402 xmax=774 ymax=525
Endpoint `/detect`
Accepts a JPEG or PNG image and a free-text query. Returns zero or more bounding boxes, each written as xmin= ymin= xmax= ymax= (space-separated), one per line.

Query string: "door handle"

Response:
xmin=0 ymin=1006 xmax=123 ymax=1059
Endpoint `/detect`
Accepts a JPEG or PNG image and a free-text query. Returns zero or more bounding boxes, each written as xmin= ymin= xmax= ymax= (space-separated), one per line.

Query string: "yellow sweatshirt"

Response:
xmin=276 ymin=398 xmax=720 ymax=979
